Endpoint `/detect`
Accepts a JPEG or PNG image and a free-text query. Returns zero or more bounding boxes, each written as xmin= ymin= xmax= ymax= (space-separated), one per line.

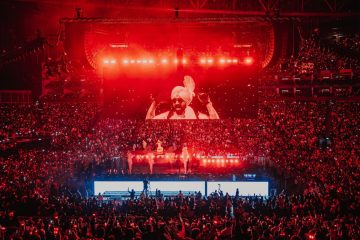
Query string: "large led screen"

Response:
xmin=94 ymin=181 xmax=143 ymax=195
xmin=207 ymin=181 xmax=268 ymax=196
xmin=87 ymin=22 xmax=262 ymax=119
xmin=149 ymin=181 xmax=206 ymax=195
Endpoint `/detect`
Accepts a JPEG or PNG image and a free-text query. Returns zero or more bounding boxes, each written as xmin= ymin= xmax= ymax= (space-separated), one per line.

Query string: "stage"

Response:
xmin=92 ymin=177 xmax=269 ymax=199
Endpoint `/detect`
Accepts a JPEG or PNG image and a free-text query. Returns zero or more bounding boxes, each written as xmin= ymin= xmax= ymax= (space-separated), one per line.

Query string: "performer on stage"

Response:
xmin=127 ymin=152 xmax=133 ymax=174
xmin=148 ymin=154 xmax=155 ymax=174
xmin=156 ymin=140 xmax=164 ymax=154
xmin=181 ymin=144 xmax=190 ymax=174
xmin=145 ymin=75 xmax=219 ymax=120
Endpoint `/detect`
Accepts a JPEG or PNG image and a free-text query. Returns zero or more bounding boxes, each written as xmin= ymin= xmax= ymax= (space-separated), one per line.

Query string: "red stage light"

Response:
xmin=142 ymin=59 xmax=148 ymax=64
xmin=149 ymin=59 xmax=154 ymax=64
xmin=244 ymin=57 xmax=254 ymax=65
xmin=200 ymin=58 xmax=206 ymax=64
xmin=219 ymin=59 xmax=226 ymax=64
xmin=123 ymin=59 xmax=129 ymax=64
xmin=232 ymin=59 xmax=238 ymax=64
xmin=207 ymin=58 xmax=214 ymax=64
xmin=226 ymin=59 xmax=232 ymax=63
xmin=182 ymin=59 xmax=187 ymax=64
xmin=174 ymin=59 xmax=179 ymax=64
xmin=110 ymin=59 xmax=116 ymax=64
xmin=103 ymin=59 xmax=110 ymax=64
xmin=130 ymin=60 xmax=135 ymax=64
xmin=161 ymin=59 xmax=168 ymax=64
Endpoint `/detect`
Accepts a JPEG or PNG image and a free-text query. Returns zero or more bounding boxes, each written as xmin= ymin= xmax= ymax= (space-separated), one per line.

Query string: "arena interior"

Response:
xmin=0 ymin=0 xmax=360 ymax=239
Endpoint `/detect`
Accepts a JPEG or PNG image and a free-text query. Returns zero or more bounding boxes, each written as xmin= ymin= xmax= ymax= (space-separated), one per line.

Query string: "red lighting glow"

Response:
xmin=244 ymin=57 xmax=254 ymax=65
xmin=103 ymin=55 xmax=251 ymax=67
xmin=103 ymin=59 xmax=117 ymax=65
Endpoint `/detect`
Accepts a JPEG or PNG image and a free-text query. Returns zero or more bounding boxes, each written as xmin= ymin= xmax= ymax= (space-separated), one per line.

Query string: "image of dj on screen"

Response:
xmin=145 ymin=75 xmax=220 ymax=120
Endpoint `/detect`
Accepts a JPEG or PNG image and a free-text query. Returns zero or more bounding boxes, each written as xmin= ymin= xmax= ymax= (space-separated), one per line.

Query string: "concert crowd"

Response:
xmin=1 ymin=31 xmax=360 ymax=240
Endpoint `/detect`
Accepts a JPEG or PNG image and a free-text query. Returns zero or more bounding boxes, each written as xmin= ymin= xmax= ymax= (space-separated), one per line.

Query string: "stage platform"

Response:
xmin=93 ymin=178 xmax=269 ymax=199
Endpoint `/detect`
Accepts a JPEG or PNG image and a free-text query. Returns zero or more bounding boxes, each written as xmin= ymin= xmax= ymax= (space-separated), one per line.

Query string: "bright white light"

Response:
xmin=110 ymin=59 xmax=116 ymax=64
xmin=207 ymin=181 xmax=268 ymax=196
xmin=149 ymin=181 xmax=205 ymax=195
xmin=94 ymin=181 xmax=143 ymax=195
xmin=148 ymin=59 xmax=154 ymax=64
xmin=161 ymin=59 xmax=168 ymax=64
xmin=207 ymin=59 xmax=214 ymax=64
xmin=142 ymin=59 xmax=148 ymax=64
xmin=200 ymin=58 xmax=206 ymax=64
xmin=232 ymin=59 xmax=238 ymax=63
xmin=103 ymin=59 xmax=109 ymax=64
xmin=123 ymin=59 xmax=129 ymax=64
xmin=219 ymin=59 xmax=226 ymax=64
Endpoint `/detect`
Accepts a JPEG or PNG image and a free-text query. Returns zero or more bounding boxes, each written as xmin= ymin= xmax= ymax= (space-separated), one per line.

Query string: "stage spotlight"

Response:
xmin=110 ymin=59 xmax=116 ymax=64
xmin=103 ymin=59 xmax=109 ymax=64
xmin=226 ymin=59 xmax=232 ymax=63
xmin=219 ymin=59 xmax=226 ymax=64
xmin=207 ymin=59 xmax=214 ymax=64
xmin=182 ymin=59 xmax=187 ymax=64
xmin=200 ymin=58 xmax=206 ymax=64
xmin=161 ymin=58 xmax=168 ymax=64
xmin=232 ymin=59 xmax=238 ymax=64
xmin=244 ymin=57 xmax=254 ymax=65
xmin=123 ymin=59 xmax=129 ymax=64
xmin=149 ymin=59 xmax=154 ymax=64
